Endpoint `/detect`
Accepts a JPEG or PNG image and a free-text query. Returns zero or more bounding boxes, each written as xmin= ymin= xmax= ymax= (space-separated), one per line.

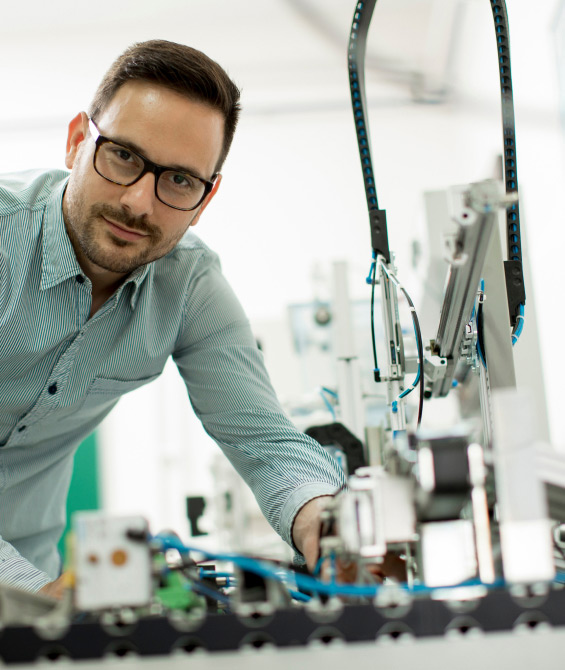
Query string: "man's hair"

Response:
xmin=88 ymin=39 xmax=241 ymax=171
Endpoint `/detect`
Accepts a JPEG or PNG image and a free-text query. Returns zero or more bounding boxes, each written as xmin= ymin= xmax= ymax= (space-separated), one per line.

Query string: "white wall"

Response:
xmin=1 ymin=0 xmax=563 ymax=545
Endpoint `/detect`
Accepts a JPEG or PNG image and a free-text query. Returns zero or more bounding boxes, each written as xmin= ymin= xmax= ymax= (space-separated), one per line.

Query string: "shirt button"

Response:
xmin=48 ymin=383 xmax=58 ymax=395
xmin=76 ymin=275 xmax=85 ymax=284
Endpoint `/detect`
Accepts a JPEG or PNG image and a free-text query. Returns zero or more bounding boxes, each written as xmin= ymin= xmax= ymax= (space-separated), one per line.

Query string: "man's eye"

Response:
xmin=168 ymin=173 xmax=194 ymax=189
xmin=115 ymin=148 xmax=133 ymax=162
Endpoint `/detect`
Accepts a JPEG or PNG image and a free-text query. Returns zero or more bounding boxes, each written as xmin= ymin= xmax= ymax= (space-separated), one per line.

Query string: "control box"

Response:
xmin=73 ymin=512 xmax=151 ymax=611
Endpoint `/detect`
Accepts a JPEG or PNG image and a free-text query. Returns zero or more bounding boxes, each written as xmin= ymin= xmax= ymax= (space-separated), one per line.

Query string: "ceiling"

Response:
xmin=0 ymin=0 xmax=483 ymax=126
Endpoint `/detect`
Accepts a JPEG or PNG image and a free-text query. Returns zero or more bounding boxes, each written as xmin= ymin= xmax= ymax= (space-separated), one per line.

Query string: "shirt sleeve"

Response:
xmin=0 ymin=534 xmax=52 ymax=592
xmin=173 ymin=252 xmax=347 ymax=554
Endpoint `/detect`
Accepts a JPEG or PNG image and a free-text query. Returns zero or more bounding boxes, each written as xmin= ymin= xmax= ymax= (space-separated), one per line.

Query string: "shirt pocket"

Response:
xmin=79 ymin=374 xmax=162 ymax=417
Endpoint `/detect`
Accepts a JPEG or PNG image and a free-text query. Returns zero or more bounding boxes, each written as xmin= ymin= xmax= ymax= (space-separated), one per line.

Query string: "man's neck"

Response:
xmin=78 ymin=257 xmax=129 ymax=318
xmin=81 ymin=255 xmax=127 ymax=296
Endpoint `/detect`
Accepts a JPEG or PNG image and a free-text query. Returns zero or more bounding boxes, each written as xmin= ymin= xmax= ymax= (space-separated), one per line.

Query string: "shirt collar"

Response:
xmin=124 ymin=263 xmax=151 ymax=310
xmin=40 ymin=175 xmax=151 ymax=309
xmin=40 ymin=175 xmax=83 ymax=291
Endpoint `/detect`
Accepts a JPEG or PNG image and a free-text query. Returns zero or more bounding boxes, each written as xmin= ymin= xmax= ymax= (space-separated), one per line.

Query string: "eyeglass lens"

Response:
xmin=95 ymin=142 xmax=206 ymax=210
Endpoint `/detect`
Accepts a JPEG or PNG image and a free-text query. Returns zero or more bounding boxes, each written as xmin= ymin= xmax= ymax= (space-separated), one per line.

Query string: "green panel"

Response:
xmin=57 ymin=432 xmax=100 ymax=560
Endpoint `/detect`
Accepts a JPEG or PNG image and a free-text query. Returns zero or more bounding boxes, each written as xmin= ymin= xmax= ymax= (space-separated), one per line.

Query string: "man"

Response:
xmin=0 ymin=40 xmax=345 ymax=597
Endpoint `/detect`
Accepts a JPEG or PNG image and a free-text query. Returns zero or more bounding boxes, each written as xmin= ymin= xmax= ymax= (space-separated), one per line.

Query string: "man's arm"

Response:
xmin=173 ymin=249 xmax=347 ymax=559
xmin=0 ymin=535 xmax=53 ymax=593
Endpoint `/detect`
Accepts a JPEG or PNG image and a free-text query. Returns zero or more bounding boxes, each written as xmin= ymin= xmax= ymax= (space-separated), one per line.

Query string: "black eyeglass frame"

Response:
xmin=88 ymin=117 xmax=218 ymax=211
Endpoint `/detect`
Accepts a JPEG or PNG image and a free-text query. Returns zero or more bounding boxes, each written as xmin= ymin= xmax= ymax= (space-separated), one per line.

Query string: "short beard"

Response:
xmin=65 ymin=199 xmax=164 ymax=275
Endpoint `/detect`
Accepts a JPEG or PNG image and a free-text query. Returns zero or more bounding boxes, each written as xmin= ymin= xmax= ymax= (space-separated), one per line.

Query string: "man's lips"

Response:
xmin=103 ymin=217 xmax=149 ymax=242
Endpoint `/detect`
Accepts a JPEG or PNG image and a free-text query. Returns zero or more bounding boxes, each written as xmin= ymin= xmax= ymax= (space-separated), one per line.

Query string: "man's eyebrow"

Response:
xmin=111 ymin=133 xmax=209 ymax=182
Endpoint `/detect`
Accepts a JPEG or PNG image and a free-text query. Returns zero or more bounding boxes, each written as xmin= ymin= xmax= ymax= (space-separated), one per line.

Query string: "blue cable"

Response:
xmin=511 ymin=303 xmax=525 ymax=346
xmin=368 ymin=253 xmax=381 ymax=382
xmin=199 ymin=570 xmax=234 ymax=579
xmin=365 ymin=258 xmax=376 ymax=285
xmin=476 ymin=280 xmax=487 ymax=369
xmin=152 ymin=534 xmax=513 ymax=600
xmin=321 ymin=386 xmax=338 ymax=399
xmin=470 ymin=279 xmax=483 ymax=321
xmin=476 ymin=334 xmax=487 ymax=369
xmin=289 ymin=589 xmax=312 ymax=602
xmin=318 ymin=388 xmax=337 ymax=420
xmin=330 ymin=552 xmax=337 ymax=585
xmin=188 ymin=580 xmax=232 ymax=606
xmin=313 ymin=556 xmax=325 ymax=577
xmin=154 ymin=534 xmax=379 ymax=598
xmin=398 ymin=365 xmax=420 ymax=399
xmin=378 ymin=261 xmax=421 ymax=402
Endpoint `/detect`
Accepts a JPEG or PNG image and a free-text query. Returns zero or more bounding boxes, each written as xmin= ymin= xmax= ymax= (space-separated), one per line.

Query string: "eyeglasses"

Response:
xmin=88 ymin=118 xmax=218 ymax=211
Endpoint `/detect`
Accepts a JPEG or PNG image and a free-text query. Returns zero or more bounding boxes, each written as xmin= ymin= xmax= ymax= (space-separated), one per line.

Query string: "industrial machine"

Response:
xmin=320 ymin=0 xmax=553 ymax=592
xmin=2 ymin=1 xmax=565 ymax=666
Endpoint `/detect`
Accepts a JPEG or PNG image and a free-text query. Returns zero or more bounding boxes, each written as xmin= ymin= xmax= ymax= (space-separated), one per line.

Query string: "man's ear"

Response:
xmin=189 ymin=174 xmax=222 ymax=228
xmin=65 ymin=112 xmax=89 ymax=170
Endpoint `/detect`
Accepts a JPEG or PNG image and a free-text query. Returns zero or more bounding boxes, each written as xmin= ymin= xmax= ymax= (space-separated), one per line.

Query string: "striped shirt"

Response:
xmin=0 ymin=169 xmax=346 ymax=592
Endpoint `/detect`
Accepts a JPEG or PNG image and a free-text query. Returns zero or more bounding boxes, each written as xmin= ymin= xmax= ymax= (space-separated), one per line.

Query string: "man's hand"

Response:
xmin=291 ymin=495 xmax=333 ymax=571
xmin=291 ymin=495 xmax=361 ymax=582
xmin=292 ymin=495 xmax=407 ymax=583
xmin=38 ymin=573 xmax=67 ymax=600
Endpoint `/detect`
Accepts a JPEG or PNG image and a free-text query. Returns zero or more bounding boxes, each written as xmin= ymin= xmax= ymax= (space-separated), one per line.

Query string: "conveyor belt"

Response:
xmin=2 ymin=586 xmax=565 ymax=664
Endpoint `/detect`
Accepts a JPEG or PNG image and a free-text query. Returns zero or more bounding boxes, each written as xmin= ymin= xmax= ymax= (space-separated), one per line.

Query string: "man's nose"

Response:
xmin=119 ymin=172 xmax=156 ymax=217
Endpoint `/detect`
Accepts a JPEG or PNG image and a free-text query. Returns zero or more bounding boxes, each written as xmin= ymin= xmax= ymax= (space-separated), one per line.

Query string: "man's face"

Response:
xmin=63 ymin=81 xmax=224 ymax=277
